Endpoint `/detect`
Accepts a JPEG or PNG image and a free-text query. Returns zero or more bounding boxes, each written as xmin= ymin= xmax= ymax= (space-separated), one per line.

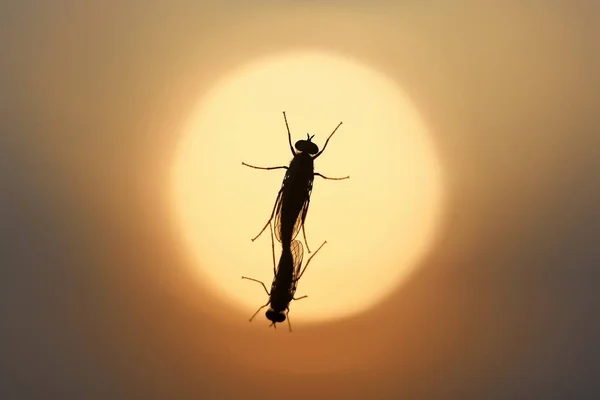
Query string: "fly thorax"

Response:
xmin=288 ymin=153 xmax=314 ymax=178
xmin=296 ymin=153 xmax=315 ymax=175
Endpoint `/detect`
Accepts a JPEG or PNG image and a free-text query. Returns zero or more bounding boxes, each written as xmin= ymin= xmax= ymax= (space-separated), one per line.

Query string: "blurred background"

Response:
xmin=2 ymin=1 xmax=599 ymax=399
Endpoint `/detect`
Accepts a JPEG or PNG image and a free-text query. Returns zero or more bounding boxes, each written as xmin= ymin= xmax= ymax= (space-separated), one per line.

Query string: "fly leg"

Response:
xmin=286 ymin=296 xmax=309 ymax=332
xmin=285 ymin=309 xmax=293 ymax=332
xmin=249 ymin=301 xmax=271 ymax=322
xmin=242 ymin=162 xmax=288 ymax=171
xmin=313 ymin=121 xmax=343 ymax=159
xmin=301 ymin=224 xmax=311 ymax=254
xmin=282 ymin=111 xmax=296 ymax=156
xmin=296 ymin=240 xmax=327 ymax=281
xmin=300 ymin=198 xmax=312 ymax=253
xmin=241 ymin=276 xmax=270 ymax=295
xmin=269 ymin=222 xmax=276 ymax=275
xmin=314 ymin=172 xmax=350 ymax=180
xmin=251 ymin=190 xmax=282 ymax=242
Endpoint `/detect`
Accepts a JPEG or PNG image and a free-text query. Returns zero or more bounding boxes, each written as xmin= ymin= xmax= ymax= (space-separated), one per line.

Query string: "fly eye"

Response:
xmin=265 ymin=309 xmax=276 ymax=321
xmin=275 ymin=313 xmax=286 ymax=323
xmin=266 ymin=310 xmax=286 ymax=323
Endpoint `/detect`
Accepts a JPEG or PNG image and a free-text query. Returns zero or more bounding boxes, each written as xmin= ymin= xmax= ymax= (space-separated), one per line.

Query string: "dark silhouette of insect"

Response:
xmin=242 ymin=225 xmax=327 ymax=331
xmin=242 ymin=111 xmax=348 ymax=253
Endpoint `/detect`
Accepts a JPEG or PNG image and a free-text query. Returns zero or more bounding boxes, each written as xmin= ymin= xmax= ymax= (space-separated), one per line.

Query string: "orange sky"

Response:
xmin=2 ymin=1 xmax=600 ymax=399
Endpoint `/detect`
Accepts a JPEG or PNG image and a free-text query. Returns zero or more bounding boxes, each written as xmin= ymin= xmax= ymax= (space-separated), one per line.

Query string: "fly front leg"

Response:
xmin=249 ymin=301 xmax=271 ymax=322
xmin=242 ymin=162 xmax=288 ymax=171
xmin=313 ymin=121 xmax=343 ymax=159
xmin=314 ymin=172 xmax=350 ymax=180
xmin=293 ymin=295 xmax=308 ymax=301
xmin=283 ymin=111 xmax=296 ymax=156
xmin=285 ymin=309 xmax=293 ymax=332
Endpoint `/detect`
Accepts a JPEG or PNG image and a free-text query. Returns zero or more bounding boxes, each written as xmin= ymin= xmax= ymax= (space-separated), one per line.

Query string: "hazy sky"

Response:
xmin=2 ymin=1 xmax=599 ymax=399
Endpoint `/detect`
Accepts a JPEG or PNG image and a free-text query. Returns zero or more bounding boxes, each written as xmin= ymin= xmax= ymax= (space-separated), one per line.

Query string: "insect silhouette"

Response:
xmin=242 ymin=111 xmax=349 ymax=253
xmin=241 ymin=225 xmax=327 ymax=331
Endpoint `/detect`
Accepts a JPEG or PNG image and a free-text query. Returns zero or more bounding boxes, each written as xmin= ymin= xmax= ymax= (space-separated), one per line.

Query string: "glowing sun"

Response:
xmin=171 ymin=51 xmax=443 ymax=326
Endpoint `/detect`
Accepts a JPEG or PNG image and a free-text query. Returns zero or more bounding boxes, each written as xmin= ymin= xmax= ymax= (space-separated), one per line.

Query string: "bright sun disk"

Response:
xmin=171 ymin=51 xmax=444 ymax=325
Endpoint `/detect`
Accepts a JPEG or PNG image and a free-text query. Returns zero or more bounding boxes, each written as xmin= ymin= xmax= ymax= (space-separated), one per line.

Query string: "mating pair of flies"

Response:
xmin=241 ymin=111 xmax=349 ymax=331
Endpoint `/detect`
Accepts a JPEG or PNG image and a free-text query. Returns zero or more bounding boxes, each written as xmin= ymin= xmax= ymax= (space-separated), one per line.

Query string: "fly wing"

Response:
xmin=273 ymin=170 xmax=291 ymax=244
xmin=271 ymin=193 xmax=284 ymax=242
xmin=274 ymin=179 xmax=313 ymax=244
xmin=289 ymin=240 xmax=304 ymax=297
xmin=270 ymin=177 xmax=287 ymax=243
xmin=273 ymin=209 xmax=284 ymax=243
xmin=290 ymin=240 xmax=304 ymax=279
xmin=290 ymin=240 xmax=304 ymax=298
xmin=275 ymin=199 xmax=307 ymax=244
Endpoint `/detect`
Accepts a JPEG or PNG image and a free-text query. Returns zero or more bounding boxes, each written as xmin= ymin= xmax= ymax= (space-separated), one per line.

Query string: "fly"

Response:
xmin=241 ymin=225 xmax=327 ymax=331
xmin=242 ymin=111 xmax=348 ymax=253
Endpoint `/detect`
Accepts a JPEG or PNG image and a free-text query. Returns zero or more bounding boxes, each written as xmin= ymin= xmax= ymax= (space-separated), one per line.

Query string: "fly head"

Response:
xmin=294 ymin=133 xmax=319 ymax=155
xmin=266 ymin=308 xmax=286 ymax=324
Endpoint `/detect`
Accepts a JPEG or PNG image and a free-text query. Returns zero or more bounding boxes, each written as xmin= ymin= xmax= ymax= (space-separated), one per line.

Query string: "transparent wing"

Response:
xmin=271 ymin=194 xmax=284 ymax=240
xmin=273 ymin=171 xmax=293 ymax=243
xmin=290 ymin=240 xmax=304 ymax=279
xmin=274 ymin=201 xmax=306 ymax=244
xmin=271 ymin=169 xmax=289 ymax=242
xmin=274 ymin=180 xmax=313 ymax=244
